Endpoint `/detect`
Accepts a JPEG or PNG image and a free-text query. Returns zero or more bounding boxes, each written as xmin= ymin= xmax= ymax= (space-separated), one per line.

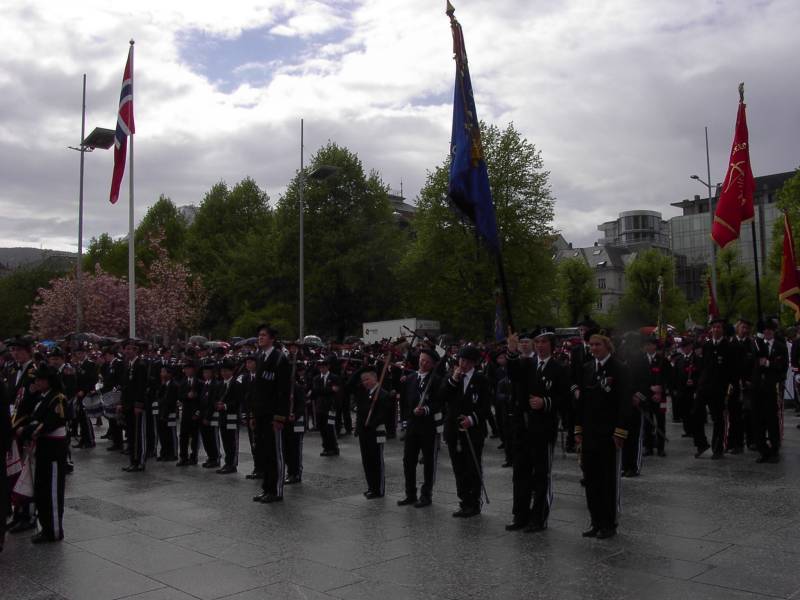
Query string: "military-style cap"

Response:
xmin=457 ymin=345 xmax=481 ymax=362
xmin=709 ymin=317 xmax=727 ymax=326
xmin=533 ymin=326 xmax=556 ymax=340
xmin=419 ymin=347 xmax=440 ymax=362
xmin=6 ymin=335 xmax=34 ymax=349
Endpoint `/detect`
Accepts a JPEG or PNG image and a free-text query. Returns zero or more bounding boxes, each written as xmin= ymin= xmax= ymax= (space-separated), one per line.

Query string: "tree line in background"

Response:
xmin=2 ymin=122 xmax=799 ymax=342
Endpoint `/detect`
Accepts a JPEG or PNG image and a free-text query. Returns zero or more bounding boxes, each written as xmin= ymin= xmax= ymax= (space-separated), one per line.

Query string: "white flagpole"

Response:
xmin=128 ymin=39 xmax=136 ymax=338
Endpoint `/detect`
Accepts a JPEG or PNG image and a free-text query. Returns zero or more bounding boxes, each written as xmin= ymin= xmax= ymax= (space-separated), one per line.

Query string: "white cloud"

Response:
xmin=0 ymin=0 xmax=798 ymax=253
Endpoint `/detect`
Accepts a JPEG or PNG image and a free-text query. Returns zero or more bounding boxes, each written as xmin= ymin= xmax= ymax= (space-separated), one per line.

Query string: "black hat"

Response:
xmin=764 ymin=318 xmax=780 ymax=331
xmin=419 ymin=347 xmax=440 ymax=362
xmin=256 ymin=324 xmax=279 ymax=338
xmin=735 ymin=317 xmax=753 ymax=327
xmin=200 ymin=359 xmax=217 ymax=371
xmin=518 ymin=331 xmax=534 ymax=340
xmin=50 ymin=346 xmax=66 ymax=358
xmin=709 ymin=317 xmax=726 ymax=325
xmin=576 ymin=316 xmax=599 ymax=329
xmin=533 ymin=326 xmax=556 ymax=340
xmin=6 ymin=335 xmax=34 ymax=349
xmin=34 ymin=363 xmax=62 ymax=390
xmin=679 ymin=337 xmax=695 ymax=347
xmin=220 ymin=357 xmax=238 ymax=371
xmin=361 ymin=366 xmax=379 ymax=376
xmin=457 ymin=345 xmax=481 ymax=362
xmin=182 ymin=359 xmax=198 ymax=370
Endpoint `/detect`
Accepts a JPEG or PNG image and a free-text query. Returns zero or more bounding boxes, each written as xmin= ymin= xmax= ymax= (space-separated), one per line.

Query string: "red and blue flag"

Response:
xmin=110 ymin=45 xmax=135 ymax=204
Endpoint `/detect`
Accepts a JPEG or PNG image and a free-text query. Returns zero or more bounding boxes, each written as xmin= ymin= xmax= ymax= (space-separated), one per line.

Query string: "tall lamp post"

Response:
xmin=296 ymin=121 xmax=339 ymax=340
xmin=67 ymin=74 xmax=114 ymax=331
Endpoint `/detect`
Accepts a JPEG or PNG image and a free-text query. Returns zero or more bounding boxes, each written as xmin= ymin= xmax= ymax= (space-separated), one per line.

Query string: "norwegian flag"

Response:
xmin=110 ymin=45 xmax=135 ymax=204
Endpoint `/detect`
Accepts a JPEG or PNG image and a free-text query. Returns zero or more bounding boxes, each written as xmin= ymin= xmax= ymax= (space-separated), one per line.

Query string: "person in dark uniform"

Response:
xmin=283 ymin=341 xmax=306 ymax=484
xmin=99 ymin=346 xmax=124 ymax=450
xmin=731 ymin=318 xmax=757 ymax=453
xmin=694 ymin=318 xmax=734 ymax=459
xmin=251 ymin=325 xmax=291 ymax=504
xmin=567 ymin=319 xmax=598 ymax=452
xmin=490 ymin=348 xmax=514 ymax=468
xmin=155 ymin=364 xmax=179 ymax=462
xmin=671 ymin=337 xmax=701 ymax=438
xmin=23 ymin=365 xmax=69 ymax=543
xmin=575 ymin=333 xmax=630 ymax=539
xmin=7 ymin=335 xmax=39 ymax=533
xmin=753 ymin=319 xmax=788 ymax=463
xmin=506 ymin=328 xmax=570 ymax=532
xmin=355 ymin=367 xmax=391 ymax=499
xmin=120 ymin=339 xmax=150 ymax=472
xmin=73 ymin=343 xmax=99 ymax=449
xmin=442 ymin=345 xmax=492 ymax=518
xmin=239 ymin=354 xmax=263 ymax=479
xmin=311 ymin=358 xmax=340 ymax=457
xmin=198 ymin=360 xmax=221 ymax=469
xmin=176 ymin=360 xmax=202 ymax=466
xmin=397 ymin=347 xmax=444 ymax=508
xmin=216 ymin=358 xmax=241 ymax=473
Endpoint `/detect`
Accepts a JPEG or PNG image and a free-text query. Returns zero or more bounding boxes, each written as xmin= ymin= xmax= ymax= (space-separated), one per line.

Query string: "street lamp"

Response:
xmin=689 ymin=126 xmax=718 ymax=301
xmin=67 ymin=74 xmax=114 ymax=331
xmin=298 ymin=159 xmax=339 ymax=340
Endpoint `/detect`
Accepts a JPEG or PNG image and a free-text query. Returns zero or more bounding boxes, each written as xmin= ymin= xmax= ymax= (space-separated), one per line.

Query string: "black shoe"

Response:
xmin=284 ymin=475 xmax=301 ymax=484
xmin=582 ymin=527 xmax=599 ymax=538
xmin=31 ymin=532 xmax=60 ymax=544
xmin=501 ymin=461 xmax=512 ymax=468
xmin=711 ymin=452 xmax=723 ymax=460
xmin=216 ymin=466 xmax=236 ymax=474
xmin=124 ymin=464 xmax=145 ymax=472
xmin=397 ymin=497 xmax=417 ymax=506
xmin=245 ymin=471 xmax=263 ymax=479
xmin=176 ymin=459 xmax=190 ymax=467
xmin=681 ymin=433 xmax=692 ymax=438
xmin=565 ymin=447 xmax=576 ymax=454
xmin=414 ymin=497 xmax=432 ymax=508
xmin=497 ymin=443 xmax=505 ymax=450
xmin=505 ymin=521 xmax=528 ymax=531
xmin=643 ymin=449 xmax=654 ymax=457
xmin=260 ymin=494 xmax=284 ymax=504
xmin=9 ymin=520 xmax=35 ymax=534
xmin=525 ymin=523 xmax=547 ymax=533
xmin=458 ymin=506 xmax=480 ymax=518
xmin=596 ymin=528 xmax=616 ymax=539
xmin=65 ymin=463 xmax=74 ymax=474
xmin=729 ymin=447 xmax=743 ymax=455
xmin=253 ymin=492 xmax=268 ymax=502
xmin=364 ymin=491 xmax=383 ymax=500
xmin=202 ymin=461 xmax=220 ymax=469
xmin=694 ymin=443 xmax=710 ymax=458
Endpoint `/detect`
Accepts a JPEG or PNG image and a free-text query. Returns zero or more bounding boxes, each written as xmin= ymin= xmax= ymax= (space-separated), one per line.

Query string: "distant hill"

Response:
xmin=0 ymin=247 xmax=76 ymax=275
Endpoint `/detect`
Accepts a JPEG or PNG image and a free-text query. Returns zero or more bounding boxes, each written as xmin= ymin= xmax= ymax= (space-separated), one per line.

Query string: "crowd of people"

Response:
xmin=2 ymin=316 xmax=798 ymax=549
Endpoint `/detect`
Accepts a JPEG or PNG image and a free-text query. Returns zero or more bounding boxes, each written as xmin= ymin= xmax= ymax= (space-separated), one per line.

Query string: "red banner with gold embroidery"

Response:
xmin=711 ymin=89 xmax=755 ymax=248
xmin=779 ymin=213 xmax=800 ymax=321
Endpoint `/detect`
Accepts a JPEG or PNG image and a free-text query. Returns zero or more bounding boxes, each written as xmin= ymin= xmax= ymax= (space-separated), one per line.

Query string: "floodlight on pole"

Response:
xmin=67 ymin=75 xmax=114 ymax=332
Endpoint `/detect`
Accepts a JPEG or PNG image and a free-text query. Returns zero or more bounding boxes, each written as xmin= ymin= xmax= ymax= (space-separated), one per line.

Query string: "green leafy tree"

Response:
xmin=185 ymin=178 xmax=273 ymax=337
xmin=556 ymin=258 xmax=598 ymax=326
xmin=766 ymin=168 xmax=800 ymax=323
xmin=270 ymin=143 xmax=404 ymax=340
xmin=84 ymin=232 xmax=127 ymax=278
xmin=400 ymin=122 xmax=556 ymax=338
xmin=616 ymin=249 xmax=687 ymax=329
xmin=135 ymin=195 xmax=188 ymax=265
xmin=0 ymin=263 xmax=69 ymax=337
xmin=715 ymin=246 xmax=755 ymax=322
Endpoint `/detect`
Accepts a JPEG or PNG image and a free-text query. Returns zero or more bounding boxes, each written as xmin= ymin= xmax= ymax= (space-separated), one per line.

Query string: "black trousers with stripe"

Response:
xmin=34 ymin=438 xmax=67 ymax=540
xmin=402 ymin=427 xmax=437 ymax=499
xmin=126 ymin=410 xmax=148 ymax=467
xmin=283 ymin=421 xmax=304 ymax=479
xmin=256 ymin=416 xmax=285 ymax=497
xmin=582 ymin=438 xmax=621 ymax=531
xmin=359 ymin=429 xmax=385 ymax=496
xmin=220 ymin=412 xmax=239 ymax=468
xmin=511 ymin=434 xmax=555 ymax=526
xmin=447 ymin=433 xmax=484 ymax=510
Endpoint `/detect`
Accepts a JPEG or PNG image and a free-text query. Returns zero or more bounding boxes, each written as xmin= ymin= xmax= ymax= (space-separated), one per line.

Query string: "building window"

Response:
xmin=596 ymin=299 xmax=603 ymax=310
xmin=598 ymin=278 xmax=606 ymax=289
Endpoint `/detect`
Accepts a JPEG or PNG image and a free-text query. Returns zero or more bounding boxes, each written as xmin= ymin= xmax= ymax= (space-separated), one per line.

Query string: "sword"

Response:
xmin=461 ymin=428 xmax=490 ymax=505
xmin=637 ymin=405 xmax=670 ymax=443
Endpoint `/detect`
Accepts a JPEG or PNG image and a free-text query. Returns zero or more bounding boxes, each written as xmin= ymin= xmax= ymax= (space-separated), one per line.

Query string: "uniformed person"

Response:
xmin=694 ymin=318 xmax=734 ymax=459
xmin=575 ymin=333 xmax=630 ymax=539
xmin=176 ymin=360 xmax=202 ymax=466
xmin=355 ymin=367 xmax=391 ymax=499
xmin=198 ymin=360 xmax=221 ymax=469
xmin=506 ymin=328 xmax=570 ymax=532
xmin=397 ymin=347 xmax=443 ymax=508
xmin=155 ymin=364 xmax=179 ymax=462
xmin=753 ymin=319 xmax=788 ymax=463
xmin=283 ymin=341 xmax=306 ymax=485
xmin=216 ymin=358 xmax=241 ymax=473
xmin=73 ymin=343 xmax=99 ymax=449
xmin=671 ymin=337 xmax=701 ymax=438
xmin=442 ymin=345 xmax=492 ymax=518
xmin=251 ymin=325 xmax=291 ymax=504
xmin=311 ymin=357 xmax=340 ymax=457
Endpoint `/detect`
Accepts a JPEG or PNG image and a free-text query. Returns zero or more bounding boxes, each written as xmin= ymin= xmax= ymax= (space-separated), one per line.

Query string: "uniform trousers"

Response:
xmin=511 ymin=434 xmax=555 ymax=526
xmin=582 ymin=438 xmax=621 ymax=531
xmin=220 ymin=412 xmax=239 ymax=468
xmin=359 ymin=429 xmax=385 ymax=496
xmin=447 ymin=432 xmax=484 ymax=510
xmin=255 ymin=416 xmax=285 ymax=497
xmin=179 ymin=417 xmax=200 ymax=462
xmin=34 ymin=438 xmax=67 ymax=540
xmin=402 ymin=427 xmax=438 ymax=499
xmin=283 ymin=420 xmax=304 ymax=479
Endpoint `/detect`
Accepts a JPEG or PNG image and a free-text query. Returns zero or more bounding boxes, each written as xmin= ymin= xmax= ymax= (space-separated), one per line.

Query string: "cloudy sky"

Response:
xmin=1 ymin=0 xmax=798 ymax=252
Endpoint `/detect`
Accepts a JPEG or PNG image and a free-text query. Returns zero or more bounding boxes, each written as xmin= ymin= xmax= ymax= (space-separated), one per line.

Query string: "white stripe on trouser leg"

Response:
xmin=431 ymin=439 xmax=439 ymax=487
xmin=378 ymin=443 xmax=385 ymax=496
xmin=615 ymin=448 xmax=623 ymax=516
xmin=635 ymin=412 xmax=644 ymax=472
xmin=275 ymin=433 xmax=284 ymax=497
xmin=233 ymin=427 xmax=239 ymax=467
xmin=546 ymin=441 xmax=554 ymax=522
xmin=51 ymin=461 xmax=59 ymax=538
xmin=139 ymin=414 xmax=147 ymax=464
xmin=297 ymin=434 xmax=304 ymax=477
xmin=214 ymin=426 xmax=221 ymax=460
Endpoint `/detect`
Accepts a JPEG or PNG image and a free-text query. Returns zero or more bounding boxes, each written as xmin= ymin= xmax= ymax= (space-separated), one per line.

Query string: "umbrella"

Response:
xmin=189 ymin=335 xmax=209 ymax=345
xmin=234 ymin=337 xmax=257 ymax=348
xmin=204 ymin=341 xmax=230 ymax=350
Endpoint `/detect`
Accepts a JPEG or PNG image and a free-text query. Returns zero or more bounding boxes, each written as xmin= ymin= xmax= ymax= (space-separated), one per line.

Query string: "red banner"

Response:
xmin=779 ymin=213 xmax=800 ymax=321
xmin=711 ymin=95 xmax=755 ymax=248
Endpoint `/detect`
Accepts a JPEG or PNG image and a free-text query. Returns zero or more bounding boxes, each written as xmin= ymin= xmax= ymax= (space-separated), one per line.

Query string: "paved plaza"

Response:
xmin=3 ymin=415 xmax=800 ymax=600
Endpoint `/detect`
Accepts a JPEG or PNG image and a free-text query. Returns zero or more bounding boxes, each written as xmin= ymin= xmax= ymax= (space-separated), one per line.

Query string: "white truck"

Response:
xmin=362 ymin=318 xmax=440 ymax=345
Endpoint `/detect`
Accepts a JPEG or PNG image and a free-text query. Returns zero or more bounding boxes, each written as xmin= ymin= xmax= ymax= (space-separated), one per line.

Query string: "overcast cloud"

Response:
xmin=0 ymin=0 xmax=797 ymax=251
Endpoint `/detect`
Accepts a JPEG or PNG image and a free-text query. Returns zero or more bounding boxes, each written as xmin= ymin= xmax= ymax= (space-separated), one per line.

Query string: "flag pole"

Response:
xmin=128 ymin=39 xmax=136 ymax=338
xmin=704 ymin=126 xmax=718 ymax=299
xmin=77 ymin=73 xmax=86 ymax=332
xmin=740 ymin=83 xmax=763 ymax=328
